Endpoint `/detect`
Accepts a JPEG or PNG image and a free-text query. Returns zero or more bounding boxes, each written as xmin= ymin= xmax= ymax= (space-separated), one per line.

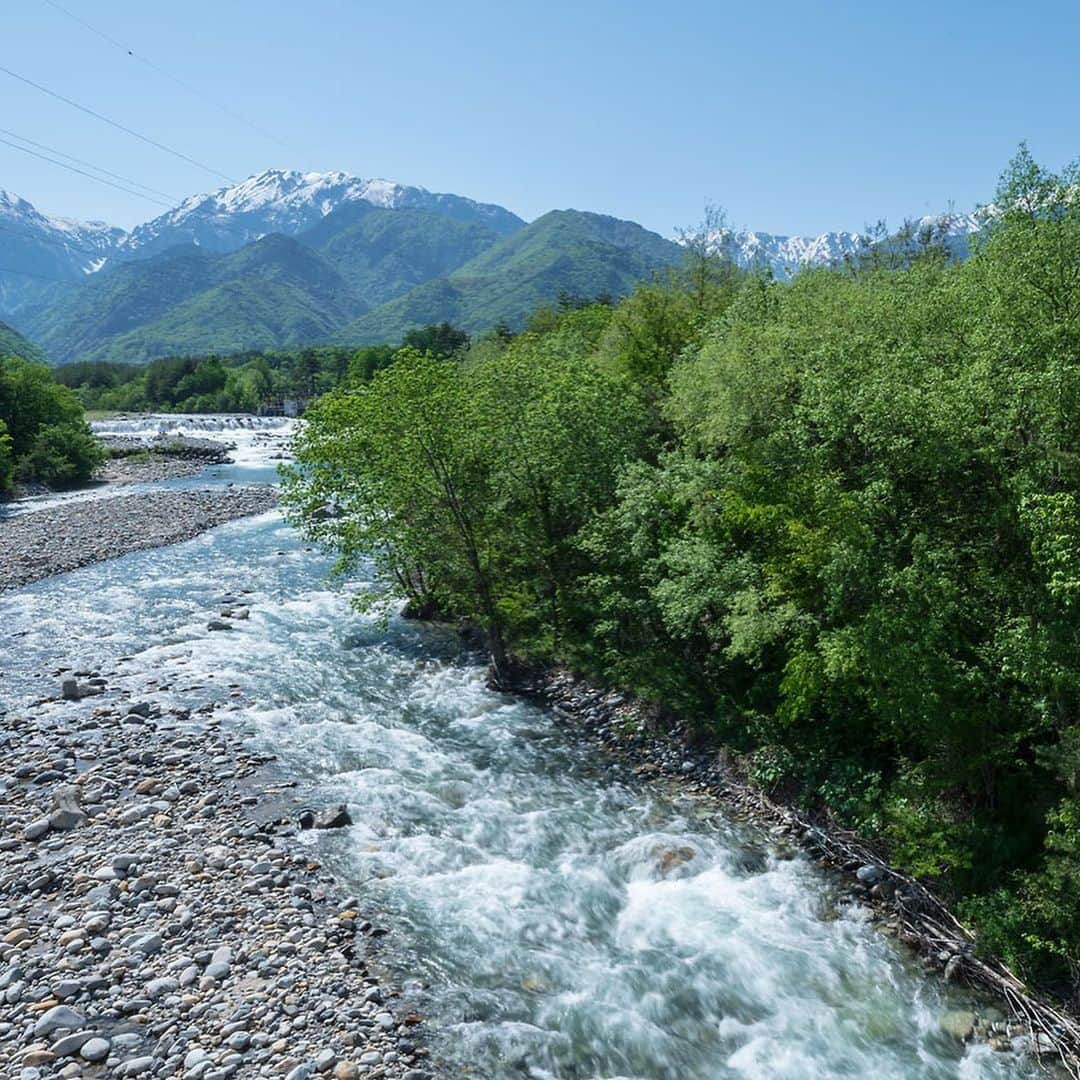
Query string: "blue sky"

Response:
xmin=1 ymin=0 xmax=1077 ymax=236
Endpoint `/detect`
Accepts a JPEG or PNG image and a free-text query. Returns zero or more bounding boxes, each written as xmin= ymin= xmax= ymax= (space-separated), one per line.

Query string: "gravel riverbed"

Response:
xmin=0 ymin=673 xmax=427 ymax=1080
xmin=0 ymin=489 xmax=280 ymax=594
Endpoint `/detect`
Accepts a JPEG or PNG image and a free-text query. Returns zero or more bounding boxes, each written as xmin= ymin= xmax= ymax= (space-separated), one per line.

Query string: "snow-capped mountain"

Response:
xmin=0 ymin=189 xmax=123 ymax=314
xmin=708 ymin=212 xmax=984 ymax=279
xmin=121 ymin=169 xmax=524 ymax=257
xmin=0 ymin=169 xmax=989 ymax=335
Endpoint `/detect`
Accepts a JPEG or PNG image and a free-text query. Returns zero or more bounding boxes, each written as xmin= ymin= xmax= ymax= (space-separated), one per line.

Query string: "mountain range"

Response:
xmin=0 ymin=169 xmax=980 ymax=366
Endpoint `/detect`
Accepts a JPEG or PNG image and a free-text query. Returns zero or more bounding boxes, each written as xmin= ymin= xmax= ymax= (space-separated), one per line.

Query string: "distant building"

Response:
xmin=259 ymin=395 xmax=313 ymax=418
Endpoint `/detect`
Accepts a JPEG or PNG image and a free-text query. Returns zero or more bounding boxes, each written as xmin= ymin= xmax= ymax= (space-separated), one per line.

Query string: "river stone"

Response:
xmin=118 ymin=1056 xmax=155 ymax=1076
xmin=34 ymin=1005 xmax=87 ymax=1037
xmin=146 ymin=976 xmax=177 ymax=999
xmin=79 ymin=1037 xmax=110 ymax=1062
xmin=23 ymin=817 xmax=51 ymax=841
xmin=184 ymin=1048 xmax=209 ymax=1069
xmin=50 ymin=1032 xmax=93 ymax=1056
xmin=940 ymin=1009 xmax=976 ymax=1040
xmin=49 ymin=786 xmax=88 ymax=831
xmin=128 ymin=932 xmax=162 ymax=955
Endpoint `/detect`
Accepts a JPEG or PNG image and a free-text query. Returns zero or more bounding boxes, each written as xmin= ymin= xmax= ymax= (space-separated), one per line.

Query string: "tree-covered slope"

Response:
xmin=23 ymin=206 xmax=683 ymax=362
xmin=301 ymin=203 xmax=501 ymax=306
xmin=337 ymin=210 xmax=684 ymax=343
xmin=26 ymin=235 xmax=366 ymax=365
xmin=0 ymin=319 xmax=46 ymax=363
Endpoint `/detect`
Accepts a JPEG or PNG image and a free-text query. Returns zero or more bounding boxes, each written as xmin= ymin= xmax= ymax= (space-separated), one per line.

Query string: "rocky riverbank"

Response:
xmin=0 ymin=674 xmax=427 ymax=1080
xmin=0 ymin=489 xmax=280 ymax=594
xmin=93 ymin=436 xmax=235 ymax=488
xmin=510 ymin=666 xmax=1080 ymax=1075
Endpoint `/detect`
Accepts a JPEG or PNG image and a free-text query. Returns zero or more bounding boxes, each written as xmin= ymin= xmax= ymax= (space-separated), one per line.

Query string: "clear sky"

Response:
xmin=1 ymin=0 xmax=1077 ymax=237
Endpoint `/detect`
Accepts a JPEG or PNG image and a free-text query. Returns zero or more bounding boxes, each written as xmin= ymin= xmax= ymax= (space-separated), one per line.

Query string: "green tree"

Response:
xmin=0 ymin=355 xmax=104 ymax=489
xmin=283 ymin=348 xmax=512 ymax=680
xmin=0 ymin=418 xmax=13 ymax=495
xmin=402 ymin=322 xmax=469 ymax=359
xmin=17 ymin=422 xmax=104 ymax=488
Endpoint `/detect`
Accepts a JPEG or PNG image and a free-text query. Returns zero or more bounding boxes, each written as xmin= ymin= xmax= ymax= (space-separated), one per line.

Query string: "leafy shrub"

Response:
xmin=16 ymin=422 xmax=104 ymax=489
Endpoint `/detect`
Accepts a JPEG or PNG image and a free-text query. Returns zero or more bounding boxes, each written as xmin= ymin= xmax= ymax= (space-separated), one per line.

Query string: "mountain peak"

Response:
xmin=122 ymin=170 xmax=524 ymax=258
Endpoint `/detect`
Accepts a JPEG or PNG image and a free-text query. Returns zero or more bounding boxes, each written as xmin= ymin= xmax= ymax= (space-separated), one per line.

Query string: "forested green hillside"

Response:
xmin=283 ymin=150 xmax=1080 ymax=1004
xmin=0 ymin=320 xmax=45 ymax=365
xmin=24 ymin=235 xmax=367 ymax=365
xmin=19 ymin=202 xmax=683 ymax=365
xmin=304 ymin=203 xmax=501 ymax=305
xmin=338 ymin=210 xmax=683 ymax=342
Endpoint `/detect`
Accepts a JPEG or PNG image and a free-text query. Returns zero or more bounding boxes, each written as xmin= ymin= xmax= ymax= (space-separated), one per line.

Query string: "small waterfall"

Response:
xmin=90 ymin=413 xmax=295 ymax=439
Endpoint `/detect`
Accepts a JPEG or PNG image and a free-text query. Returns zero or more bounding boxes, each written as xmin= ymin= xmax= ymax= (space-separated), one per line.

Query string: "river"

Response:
xmin=0 ymin=415 xmax=1033 ymax=1079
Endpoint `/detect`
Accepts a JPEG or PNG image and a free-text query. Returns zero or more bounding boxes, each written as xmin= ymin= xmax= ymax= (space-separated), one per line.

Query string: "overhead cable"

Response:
xmin=0 ymin=63 xmax=235 ymax=183
xmin=0 ymin=133 xmax=175 ymax=207
xmin=40 ymin=0 xmax=295 ymax=154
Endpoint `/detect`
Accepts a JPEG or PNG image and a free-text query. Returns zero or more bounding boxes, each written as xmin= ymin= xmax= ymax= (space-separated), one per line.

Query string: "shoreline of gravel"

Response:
xmin=0 ymin=488 xmax=280 ymax=594
xmin=0 ymin=674 xmax=427 ymax=1079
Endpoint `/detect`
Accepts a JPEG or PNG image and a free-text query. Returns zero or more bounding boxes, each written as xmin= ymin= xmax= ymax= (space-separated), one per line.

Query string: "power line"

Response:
xmin=0 ymin=63 xmax=235 ymax=184
xmin=0 ymin=126 xmax=179 ymax=203
xmin=0 ymin=133 xmax=174 ymax=207
xmin=40 ymin=0 xmax=294 ymax=155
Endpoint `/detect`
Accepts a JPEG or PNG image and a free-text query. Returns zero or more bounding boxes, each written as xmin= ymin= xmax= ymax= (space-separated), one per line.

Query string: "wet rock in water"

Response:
xmin=300 ymin=803 xmax=353 ymax=830
xmin=940 ymin=1009 xmax=977 ymax=1041
xmin=654 ymin=845 xmax=695 ymax=877
xmin=60 ymin=679 xmax=80 ymax=701
xmin=207 ymin=620 xmax=233 ymax=632
xmin=855 ymin=864 xmax=883 ymax=885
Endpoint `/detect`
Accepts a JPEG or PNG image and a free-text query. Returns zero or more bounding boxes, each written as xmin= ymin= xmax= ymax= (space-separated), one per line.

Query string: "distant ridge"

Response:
xmin=0 ymin=170 xmax=984 ymax=363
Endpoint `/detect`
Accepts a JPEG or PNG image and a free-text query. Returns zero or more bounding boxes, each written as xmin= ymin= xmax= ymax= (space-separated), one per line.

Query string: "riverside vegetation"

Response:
xmin=282 ymin=150 xmax=1080 ymax=1010
xmin=0 ymin=353 xmax=104 ymax=496
xmin=53 ymin=324 xmax=469 ymax=414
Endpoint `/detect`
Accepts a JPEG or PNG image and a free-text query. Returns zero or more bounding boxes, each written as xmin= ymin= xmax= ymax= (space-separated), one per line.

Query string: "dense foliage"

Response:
xmin=56 ymin=343 xmax=402 ymax=413
xmin=283 ymin=151 xmax=1080 ymax=1003
xmin=0 ymin=355 xmax=103 ymax=493
xmin=57 ymin=324 xmax=471 ymax=413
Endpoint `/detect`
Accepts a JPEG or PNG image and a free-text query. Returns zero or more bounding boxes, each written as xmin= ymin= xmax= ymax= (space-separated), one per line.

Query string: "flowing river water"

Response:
xmin=0 ymin=416 xmax=1034 ymax=1079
